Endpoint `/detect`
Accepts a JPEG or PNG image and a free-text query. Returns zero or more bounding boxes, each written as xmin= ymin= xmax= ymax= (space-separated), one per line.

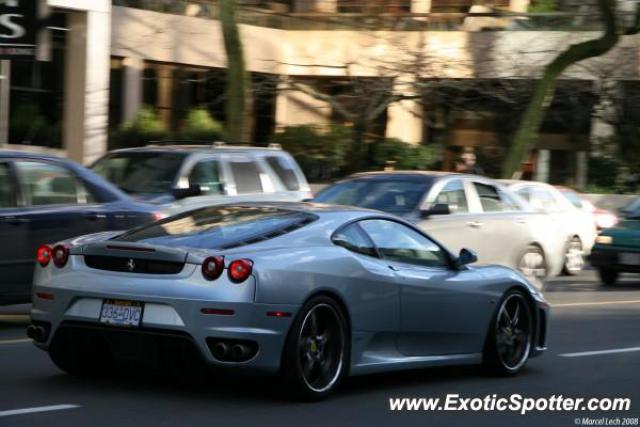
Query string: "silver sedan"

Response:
xmin=314 ymin=172 xmax=568 ymax=288
xmin=29 ymin=203 xmax=549 ymax=399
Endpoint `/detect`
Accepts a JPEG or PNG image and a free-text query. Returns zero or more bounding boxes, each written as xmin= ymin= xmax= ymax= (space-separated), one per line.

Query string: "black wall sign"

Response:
xmin=0 ymin=0 xmax=39 ymax=59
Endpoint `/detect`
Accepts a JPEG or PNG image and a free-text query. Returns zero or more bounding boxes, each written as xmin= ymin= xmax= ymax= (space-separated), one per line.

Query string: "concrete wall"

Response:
xmin=112 ymin=7 xmax=640 ymax=81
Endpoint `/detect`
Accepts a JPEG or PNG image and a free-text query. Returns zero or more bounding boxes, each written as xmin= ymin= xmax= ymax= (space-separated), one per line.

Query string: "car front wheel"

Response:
xmin=563 ymin=237 xmax=585 ymax=275
xmin=599 ymin=268 xmax=619 ymax=286
xmin=282 ymin=296 xmax=349 ymax=400
xmin=483 ymin=290 xmax=533 ymax=376
xmin=518 ymin=245 xmax=547 ymax=290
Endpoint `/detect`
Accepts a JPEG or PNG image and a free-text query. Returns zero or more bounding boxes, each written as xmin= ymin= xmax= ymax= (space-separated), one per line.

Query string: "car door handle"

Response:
xmin=466 ymin=221 xmax=482 ymax=228
xmin=85 ymin=212 xmax=107 ymax=221
xmin=4 ymin=216 xmax=30 ymax=225
xmin=388 ymin=265 xmax=400 ymax=271
xmin=515 ymin=217 xmax=528 ymax=224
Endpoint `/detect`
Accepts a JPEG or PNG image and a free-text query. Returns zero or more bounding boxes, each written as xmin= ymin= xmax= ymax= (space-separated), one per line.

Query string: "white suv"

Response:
xmin=91 ymin=143 xmax=312 ymax=215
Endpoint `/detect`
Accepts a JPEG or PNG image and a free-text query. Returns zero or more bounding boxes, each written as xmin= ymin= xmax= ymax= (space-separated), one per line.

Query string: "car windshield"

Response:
xmin=314 ymin=178 xmax=432 ymax=214
xmin=114 ymin=206 xmax=317 ymax=249
xmin=559 ymin=189 xmax=583 ymax=209
xmin=91 ymin=152 xmax=187 ymax=194
xmin=623 ymin=198 xmax=640 ymax=218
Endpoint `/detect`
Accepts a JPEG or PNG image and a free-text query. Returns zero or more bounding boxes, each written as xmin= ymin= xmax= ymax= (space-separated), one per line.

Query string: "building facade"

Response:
xmin=2 ymin=0 xmax=639 ymax=186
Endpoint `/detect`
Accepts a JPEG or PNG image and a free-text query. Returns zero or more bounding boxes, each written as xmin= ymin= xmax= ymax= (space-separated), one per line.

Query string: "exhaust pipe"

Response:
xmin=231 ymin=344 xmax=251 ymax=361
xmin=26 ymin=325 xmax=46 ymax=342
xmin=212 ymin=342 xmax=229 ymax=360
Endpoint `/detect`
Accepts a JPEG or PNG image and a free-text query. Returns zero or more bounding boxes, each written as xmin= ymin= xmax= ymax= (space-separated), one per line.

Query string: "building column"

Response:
xmin=122 ymin=57 xmax=143 ymax=123
xmin=64 ymin=8 xmax=111 ymax=164
xmin=576 ymin=150 xmax=588 ymax=190
xmin=411 ymin=0 xmax=431 ymax=13
xmin=274 ymin=78 xmax=331 ymax=130
xmin=509 ymin=0 xmax=530 ymax=12
xmin=385 ymin=76 xmax=423 ymax=145
xmin=0 ymin=60 xmax=10 ymax=146
xmin=535 ymin=149 xmax=550 ymax=183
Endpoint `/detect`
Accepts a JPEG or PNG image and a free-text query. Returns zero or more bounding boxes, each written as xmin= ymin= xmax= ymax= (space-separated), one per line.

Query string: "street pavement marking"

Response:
xmin=0 ymin=404 xmax=80 ymax=417
xmin=0 ymin=338 xmax=31 ymax=345
xmin=552 ymin=299 xmax=640 ymax=308
xmin=560 ymin=346 xmax=640 ymax=358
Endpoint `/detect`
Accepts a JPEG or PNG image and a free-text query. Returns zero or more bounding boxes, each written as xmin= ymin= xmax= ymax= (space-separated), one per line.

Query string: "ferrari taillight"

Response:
xmin=36 ymin=245 xmax=52 ymax=267
xmin=52 ymin=244 xmax=70 ymax=268
xmin=202 ymin=256 xmax=225 ymax=281
xmin=228 ymin=259 xmax=253 ymax=283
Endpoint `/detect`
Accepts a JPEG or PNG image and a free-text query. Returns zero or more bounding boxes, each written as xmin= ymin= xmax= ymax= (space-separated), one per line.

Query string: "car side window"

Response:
xmin=14 ymin=161 xmax=95 ymax=206
xmin=332 ymin=223 xmax=377 ymax=257
xmin=265 ymin=156 xmax=301 ymax=191
xmin=359 ymin=219 xmax=447 ymax=268
xmin=473 ymin=182 xmax=509 ymax=212
xmin=435 ymin=180 xmax=468 ymax=213
xmin=228 ymin=159 xmax=263 ymax=194
xmin=0 ymin=163 xmax=16 ymax=208
xmin=188 ymin=160 xmax=223 ymax=195
xmin=530 ymin=187 xmax=560 ymax=212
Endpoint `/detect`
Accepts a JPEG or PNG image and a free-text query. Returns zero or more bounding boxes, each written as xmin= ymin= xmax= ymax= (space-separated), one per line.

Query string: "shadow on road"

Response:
xmin=26 ymin=362 xmax=544 ymax=404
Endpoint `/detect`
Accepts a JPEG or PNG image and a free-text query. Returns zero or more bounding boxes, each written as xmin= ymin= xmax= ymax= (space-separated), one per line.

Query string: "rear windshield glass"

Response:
xmin=266 ymin=156 xmax=301 ymax=191
xmin=314 ymin=178 xmax=432 ymax=215
xmin=114 ymin=206 xmax=317 ymax=249
xmin=229 ymin=159 xmax=263 ymax=194
xmin=91 ymin=152 xmax=187 ymax=195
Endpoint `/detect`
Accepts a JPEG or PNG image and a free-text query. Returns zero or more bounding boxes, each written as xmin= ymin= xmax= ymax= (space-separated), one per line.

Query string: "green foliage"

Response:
xmin=109 ymin=106 xmax=169 ymax=149
xmin=271 ymin=125 xmax=438 ymax=181
xmin=270 ymin=125 xmax=351 ymax=182
xmin=528 ymin=0 xmax=558 ymax=13
xmin=368 ymin=138 xmax=437 ymax=171
xmin=10 ymin=103 xmax=48 ymax=143
xmin=178 ymin=108 xmax=224 ymax=141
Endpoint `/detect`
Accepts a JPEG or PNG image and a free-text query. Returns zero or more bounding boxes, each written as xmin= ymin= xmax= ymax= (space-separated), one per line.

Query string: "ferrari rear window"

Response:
xmin=114 ymin=206 xmax=317 ymax=249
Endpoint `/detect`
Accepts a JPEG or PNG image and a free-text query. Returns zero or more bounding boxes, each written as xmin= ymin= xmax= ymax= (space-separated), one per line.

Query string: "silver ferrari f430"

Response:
xmin=29 ymin=203 xmax=549 ymax=399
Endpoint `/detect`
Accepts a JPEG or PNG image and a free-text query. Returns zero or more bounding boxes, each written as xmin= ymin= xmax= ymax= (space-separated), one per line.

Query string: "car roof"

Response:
xmin=0 ymin=150 xmax=68 ymax=162
xmin=105 ymin=143 xmax=286 ymax=157
xmin=498 ymin=179 xmax=554 ymax=189
xmin=343 ymin=171 xmax=489 ymax=182
xmin=217 ymin=201 xmax=378 ymax=214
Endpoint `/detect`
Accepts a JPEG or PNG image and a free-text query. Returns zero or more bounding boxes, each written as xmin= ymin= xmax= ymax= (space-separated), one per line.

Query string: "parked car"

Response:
xmin=314 ymin=172 xmax=567 ymax=288
xmin=0 ymin=151 xmax=163 ymax=305
xmin=590 ymin=204 xmax=640 ymax=286
xmin=90 ymin=143 xmax=312 ymax=216
xmin=29 ymin=203 xmax=548 ymax=399
xmin=555 ymin=186 xmax=618 ymax=231
xmin=501 ymin=180 xmax=597 ymax=275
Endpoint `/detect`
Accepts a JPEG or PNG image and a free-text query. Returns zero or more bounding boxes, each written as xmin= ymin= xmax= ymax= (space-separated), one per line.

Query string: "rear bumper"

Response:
xmin=31 ymin=286 xmax=299 ymax=374
xmin=589 ymin=247 xmax=640 ymax=273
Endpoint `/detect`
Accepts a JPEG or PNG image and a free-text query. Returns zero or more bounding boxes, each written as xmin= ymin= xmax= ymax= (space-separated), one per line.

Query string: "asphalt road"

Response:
xmin=1 ymin=270 xmax=639 ymax=427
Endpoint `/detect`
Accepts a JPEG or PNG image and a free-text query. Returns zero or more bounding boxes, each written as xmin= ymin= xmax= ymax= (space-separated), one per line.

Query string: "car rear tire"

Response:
xmin=518 ymin=245 xmax=547 ymax=290
xmin=598 ymin=268 xmax=619 ymax=286
xmin=562 ymin=237 xmax=584 ymax=276
xmin=281 ymin=296 xmax=349 ymax=401
xmin=483 ymin=289 xmax=533 ymax=376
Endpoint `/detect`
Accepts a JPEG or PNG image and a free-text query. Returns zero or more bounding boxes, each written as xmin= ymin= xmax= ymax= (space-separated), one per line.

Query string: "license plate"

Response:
xmin=619 ymin=252 xmax=640 ymax=266
xmin=99 ymin=299 xmax=144 ymax=327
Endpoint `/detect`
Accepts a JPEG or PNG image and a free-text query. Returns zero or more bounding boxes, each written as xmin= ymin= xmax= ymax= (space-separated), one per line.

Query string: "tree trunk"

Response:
xmin=219 ymin=0 xmax=252 ymax=143
xmin=501 ymin=0 xmax=619 ymax=178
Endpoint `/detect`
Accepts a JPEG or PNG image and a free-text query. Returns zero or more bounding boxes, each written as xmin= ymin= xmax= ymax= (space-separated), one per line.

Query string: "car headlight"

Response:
xmin=596 ymin=235 xmax=613 ymax=245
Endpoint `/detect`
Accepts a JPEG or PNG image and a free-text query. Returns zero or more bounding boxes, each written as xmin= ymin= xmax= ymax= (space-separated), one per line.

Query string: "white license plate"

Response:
xmin=619 ymin=252 xmax=640 ymax=266
xmin=99 ymin=299 xmax=143 ymax=327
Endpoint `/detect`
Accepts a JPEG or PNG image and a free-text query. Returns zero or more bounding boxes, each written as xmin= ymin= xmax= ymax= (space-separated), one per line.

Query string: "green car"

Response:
xmin=590 ymin=210 xmax=640 ymax=285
